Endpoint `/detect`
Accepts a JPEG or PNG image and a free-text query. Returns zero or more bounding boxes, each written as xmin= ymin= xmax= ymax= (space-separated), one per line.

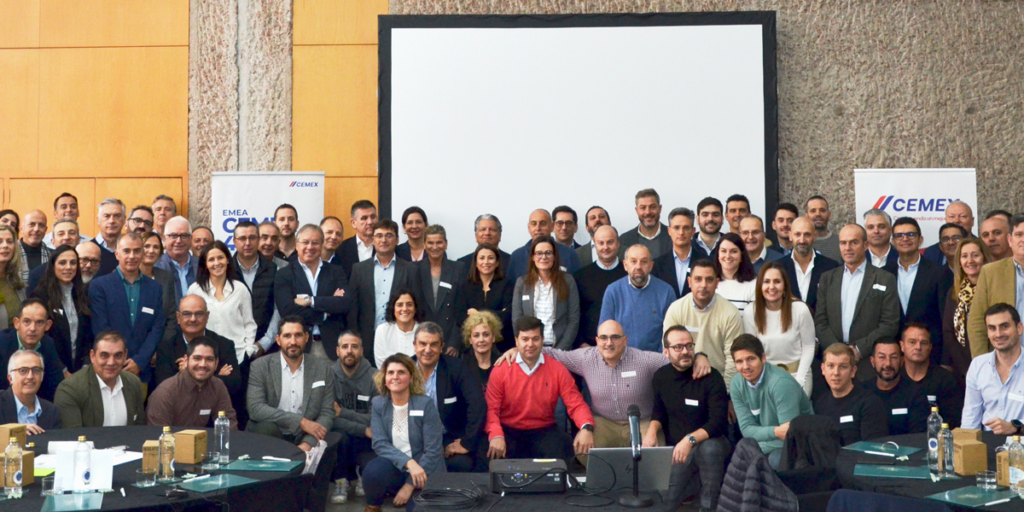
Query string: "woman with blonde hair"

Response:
xmin=364 ymin=354 xmax=445 ymax=510
xmin=0 ymin=225 xmax=26 ymax=329
xmin=942 ymin=237 xmax=992 ymax=384
xmin=460 ymin=310 xmax=503 ymax=388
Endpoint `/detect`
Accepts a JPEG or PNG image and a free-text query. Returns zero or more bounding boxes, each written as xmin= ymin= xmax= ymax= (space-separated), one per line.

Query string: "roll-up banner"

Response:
xmin=211 ymin=172 xmax=325 ymax=250
xmin=854 ymin=168 xmax=977 ymax=247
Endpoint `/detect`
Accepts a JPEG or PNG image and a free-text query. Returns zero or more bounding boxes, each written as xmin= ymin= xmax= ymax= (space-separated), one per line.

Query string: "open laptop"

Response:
xmin=584 ymin=447 xmax=674 ymax=493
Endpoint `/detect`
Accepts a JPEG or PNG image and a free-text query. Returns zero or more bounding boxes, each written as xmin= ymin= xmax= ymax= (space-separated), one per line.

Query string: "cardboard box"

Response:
xmin=174 ymin=430 xmax=207 ymax=464
xmin=0 ymin=424 xmax=26 ymax=448
xmin=954 ymin=439 xmax=988 ymax=476
xmin=22 ymin=449 xmax=34 ymax=486
xmin=952 ymin=428 xmax=982 ymax=442
xmin=997 ymin=449 xmax=1009 ymax=487
xmin=142 ymin=440 xmax=160 ymax=473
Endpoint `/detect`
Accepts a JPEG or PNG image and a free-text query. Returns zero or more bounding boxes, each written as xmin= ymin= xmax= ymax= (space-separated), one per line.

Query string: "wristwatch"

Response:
xmin=581 ymin=424 xmax=594 ymax=432
xmin=1012 ymin=420 xmax=1023 ymax=435
xmin=687 ymin=435 xmax=697 ymax=445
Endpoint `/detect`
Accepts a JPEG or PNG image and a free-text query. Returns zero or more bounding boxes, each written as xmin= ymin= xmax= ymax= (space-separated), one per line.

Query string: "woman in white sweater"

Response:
xmin=374 ymin=289 xmax=422 ymax=367
xmin=742 ymin=261 xmax=815 ymax=397
xmin=187 ymin=240 xmax=257 ymax=363
xmin=714 ymin=233 xmax=757 ymax=312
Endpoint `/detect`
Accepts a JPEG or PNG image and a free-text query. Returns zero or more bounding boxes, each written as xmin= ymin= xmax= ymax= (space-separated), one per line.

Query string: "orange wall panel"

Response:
xmin=293 ymin=45 xmax=378 ymax=178
xmin=0 ymin=50 xmax=40 ymax=175
xmin=37 ymin=47 xmax=188 ymax=176
xmin=294 ymin=0 xmax=388 ymax=46
xmin=9 ymin=179 xmax=97 ymax=235
xmin=0 ymin=0 xmax=40 ymax=48
xmin=324 ymin=177 xmax=378 ymax=234
xmin=39 ymin=0 xmax=189 ymax=48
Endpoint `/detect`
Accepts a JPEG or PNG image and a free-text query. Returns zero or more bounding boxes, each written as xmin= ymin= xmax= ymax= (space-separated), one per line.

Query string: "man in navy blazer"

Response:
xmin=506 ymin=209 xmax=581 ymax=281
xmin=883 ymin=218 xmax=953 ymax=367
xmin=411 ymin=323 xmax=486 ymax=472
xmin=275 ymin=224 xmax=354 ymax=360
xmin=740 ymin=216 xmax=784 ymax=275
xmin=88 ymin=232 xmax=166 ymax=382
xmin=0 ymin=299 xmax=67 ymax=402
xmin=336 ymin=200 xmax=378 ymax=278
xmin=652 ymin=208 xmax=709 ymax=298
xmin=781 ymin=218 xmax=839 ymax=314
xmin=1 ymin=350 xmax=61 ymax=431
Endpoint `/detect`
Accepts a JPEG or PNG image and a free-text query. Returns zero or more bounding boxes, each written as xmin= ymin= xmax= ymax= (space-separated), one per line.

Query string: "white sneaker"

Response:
xmin=331 ymin=478 xmax=349 ymax=504
xmin=355 ymin=467 xmax=365 ymax=497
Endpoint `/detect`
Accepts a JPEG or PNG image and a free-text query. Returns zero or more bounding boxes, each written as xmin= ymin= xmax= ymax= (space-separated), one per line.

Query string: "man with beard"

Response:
xmin=619 ymin=189 xmax=672 ymax=259
xmin=813 ymin=344 xmax=888 ymax=445
xmin=807 ymin=195 xmax=842 ymax=263
xmin=274 ymin=204 xmax=300 ymax=261
xmin=18 ymin=210 xmax=51 ymax=281
xmin=861 ymin=338 xmax=929 ymax=435
xmin=146 ymin=337 xmax=237 ymax=429
xmin=900 ymin=323 xmax=962 ymax=427
xmin=646 ymin=325 xmax=729 ymax=512
xmin=599 ymin=245 xmax=676 ymax=352
xmin=770 ymin=203 xmax=798 ymax=254
xmin=329 ymin=332 xmax=376 ymax=504
xmin=54 ymin=331 xmax=147 ymax=427
xmin=76 ymin=241 xmax=103 ymax=284
xmin=575 ymin=206 xmax=611 ymax=266
xmin=153 ymin=295 xmax=241 ymax=403
xmin=780 ymin=217 xmax=838 ymax=313
xmin=125 ymin=206 xmax=155 ymax=236
xmin=694 ymin=197 xmax=724 ymax=255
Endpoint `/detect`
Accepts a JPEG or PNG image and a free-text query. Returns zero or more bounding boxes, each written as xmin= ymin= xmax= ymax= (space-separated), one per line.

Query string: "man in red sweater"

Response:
xmin=485 ymin=316 xmax=595 ymax=465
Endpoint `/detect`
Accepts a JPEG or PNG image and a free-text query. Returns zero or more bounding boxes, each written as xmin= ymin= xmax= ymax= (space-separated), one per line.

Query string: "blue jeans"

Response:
xmin=665 ymin=437 xmax=730 ymax=511
xmin=363 ymin=457 xmax=408 ymax=506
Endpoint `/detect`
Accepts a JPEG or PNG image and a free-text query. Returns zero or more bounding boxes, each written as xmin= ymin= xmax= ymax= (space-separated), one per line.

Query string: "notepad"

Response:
xmin=928 ymin=485 xmax=1018 ymax=507
xmin=222 ymin=459 xmax=302 ymax=472
xmin=177 ymin=474 xmax=259 ymax=493
xmin=853 ymin=464 xmax=931 ymax=479
xmin=40 ymin=494 xmax=104 ymax=512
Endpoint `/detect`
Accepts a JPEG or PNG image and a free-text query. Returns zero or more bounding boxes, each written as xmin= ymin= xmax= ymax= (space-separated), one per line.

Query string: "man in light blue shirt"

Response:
xmin=963 ymin=303 xmax=1024 ymax=435
xmin=2 ymin=350 xmax=61 ymax=432
xmin=155 ymin=216 xmax=199 ymax=305
xmin=372 ymin=245 xmax=397 ymax=330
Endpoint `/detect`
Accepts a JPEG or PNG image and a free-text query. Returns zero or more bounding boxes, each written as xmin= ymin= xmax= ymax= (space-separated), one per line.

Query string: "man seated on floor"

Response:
xmin=0 ymin=350 xmax=61 ymax=432
xmin=53 ymin=331 xmax=147 ymax=427
xmin=813 ymin=343 xmax=888 ymax=445
xmin=862 ymin=338 xmax=929 ymax=435
xmin=729 ymin=334 xmax=813 ymax=469
xmin=962 ymin=303 xmax=1024 ymax=434
xmin=329 ymin=331 xmax=377 ymax=504
xmin=485 ymin=316 xmax=594 ymax=465
xmin=146 ymin=336 xmax=238 ymax=429
xmin=899 ymin=322 xmax=962 ymax=427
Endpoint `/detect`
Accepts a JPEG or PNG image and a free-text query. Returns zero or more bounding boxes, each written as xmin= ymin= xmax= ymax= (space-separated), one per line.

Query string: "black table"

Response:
xmin=4 ymin=426 xmax=311 ymax=512
xmin=407 ymin=472 xmax=666 ymax=512
xmin=836 ymin=432 xmax=1017 ymax=512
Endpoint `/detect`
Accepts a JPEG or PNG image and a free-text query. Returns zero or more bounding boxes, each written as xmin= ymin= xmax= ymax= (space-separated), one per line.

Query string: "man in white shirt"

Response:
xmin=781 ymin=217 xmax=838 ymax=314
xmin=694 ymin=197 xmax=724 ymax=255
xmin=863 ymin=208 xmax=896 ymax=268
xmin=53 ymin=331 xmax=147 ymax=428
xmin=337 ymin=200 xmax=379 ymax=274
xmin=653 ymin=207 xmax=710 ymax=299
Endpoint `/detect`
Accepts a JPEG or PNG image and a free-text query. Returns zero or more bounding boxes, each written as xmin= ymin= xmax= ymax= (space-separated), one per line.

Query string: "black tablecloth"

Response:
xmin=407 ymin=472 xmax=665 ymax=512
xmin=4 ymin=426 xmax=311 ymax=512
xmin=836 ymin=432 xmax=1017 ymax=512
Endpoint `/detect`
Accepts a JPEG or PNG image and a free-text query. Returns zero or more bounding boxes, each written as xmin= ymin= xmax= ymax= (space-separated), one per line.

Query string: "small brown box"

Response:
xmin=0 ymin=424 xmax=27 ymax=448
xmin=142 ymin=440 xmax=160 ymax=472
xmin=952 ymin=428 xmax=982 ymax=442
xmin=954 ymin=439 xmax=988 ymax=476
xmin=173 ymin=430 xmax=207 ymax=464
xmin=22 ymin=449 xmax=34 ymax=486
xmin=997 ymin=450 xmax=1010 ymax=487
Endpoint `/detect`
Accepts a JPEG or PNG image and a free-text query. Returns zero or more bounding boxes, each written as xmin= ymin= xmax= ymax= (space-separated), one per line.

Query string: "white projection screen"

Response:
xmin=380 ymin=13 xmax=779 ymax=258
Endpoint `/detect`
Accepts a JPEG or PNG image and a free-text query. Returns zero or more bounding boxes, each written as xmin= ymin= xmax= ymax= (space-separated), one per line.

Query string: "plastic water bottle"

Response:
xmin=215 ymin=411 xmax=231 ymax=463
xmin=158 ymin=426 xmax=176 ymax=482
xmin=73 ymin=435 xmax=91 ymax=493
xmin=4 ymin=437 xmax=22 ymax=498
xmin=926 ymin=407 xmax=943 ymax=478
xmin=940 ymin=423 xmax=954 ymax=477
xmin=1010 ymin=435 xmax=1024 ymax=494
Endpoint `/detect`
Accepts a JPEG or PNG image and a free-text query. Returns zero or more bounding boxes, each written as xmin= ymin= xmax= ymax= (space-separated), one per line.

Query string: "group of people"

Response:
xmin=1 ymin=188 xmax=1023 ymax=512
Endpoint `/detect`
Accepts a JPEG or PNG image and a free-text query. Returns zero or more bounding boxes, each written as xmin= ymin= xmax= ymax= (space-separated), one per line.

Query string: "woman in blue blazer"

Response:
xmin=365 ymin=353 xmax=445 ymax=510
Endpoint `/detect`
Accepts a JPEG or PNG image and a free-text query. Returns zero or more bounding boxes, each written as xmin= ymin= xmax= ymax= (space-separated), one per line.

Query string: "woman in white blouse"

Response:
xmin=714 ymin=233 xmax=757 ymax=313
xmin=742 ymin=261 xmax=815 ymax=397
xmin=374 ymin=289 xmax=422 ymax=367
xmin=187 ymin=241 xmax=257 ymax=363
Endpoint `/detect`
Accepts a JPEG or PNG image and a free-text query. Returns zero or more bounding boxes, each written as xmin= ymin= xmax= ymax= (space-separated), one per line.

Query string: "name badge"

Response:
xmin=840 ymin=415 xmax=854 ymax=424
xmin=927 ymin=395 xmax=936 ymax=403
xmin=357 ymin=395 xmax=370 ymax=402
xmin=685 ymin=399 xmax=699 ymax=407
xmin=751 ymin=409 xmax=761 ymax=416
xmin=1010 ymin=393 xmax=1024 ymax=403
xmin=312 ymin=380 xmax=325 ymax=389
xmin=444 ymin=397 xmax=457 ymax=404
xmin=522 ymin=295 xmax=531 ymax=301
xmin=200 ymin=409 xmax=211 ymax=416
xmin=439 ymin=282 xmax=452 ymax=289
xmin=621 ymin=371 xmax=637 ymax=378
xmin=559 ymin=266 xmax=567 ymax=272
xmin=141 ymin=307 xmax=154 ymax=315
xmin=892 ymin=408 xmax=908 ymax=415
xmin=410 ymin=410 xmax=424 ymax=417
xmin=685 ymin=326 xmax=701 ymax=334
xmin=872 ymin=284 xmax=887 ymax=292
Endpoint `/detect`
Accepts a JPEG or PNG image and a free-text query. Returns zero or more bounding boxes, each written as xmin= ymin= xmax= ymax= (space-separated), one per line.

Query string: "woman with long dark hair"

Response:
xmin=374 ymin=289 xmax=424 ymax=367
xmin=455 ymin=244 xmax=514 ymax=350
xmin=31 ymin=245 xmax=92 ymax=372
xmin=714 ymin=232 xmax=757 ymax=312
xmin=511 ymin=236 xmax=579 ymax=350
xmin=395 ymin=206 xmax=428 ymax=262
xmin=187 ymin=240 xmax=256 ymax=363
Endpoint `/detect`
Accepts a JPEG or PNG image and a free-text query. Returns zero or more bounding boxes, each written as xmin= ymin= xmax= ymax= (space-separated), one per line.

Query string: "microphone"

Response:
xmin=627 ymin=404 xmax=642 ymax=461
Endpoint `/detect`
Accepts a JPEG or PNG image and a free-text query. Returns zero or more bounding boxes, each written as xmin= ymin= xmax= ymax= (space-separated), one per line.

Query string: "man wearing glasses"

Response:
xmin=882 ymin=217 xmax=953 ymax=367
xmin=0 ymin=350 xmax=61 ymax=432
xmin=126 ymin=205 xmax=155 ymax=236
xmin=155 ymin=216 xmax=199 ymax=306
xmin=153 ymin=295 xmax=241 ymax=395
xmin=76 ymin=241 xmax=103 ymax=284
xmin=231 ymin=220 xmax=280 ymax=358
xmin=0 ymin=299 xmax=67 ymax=402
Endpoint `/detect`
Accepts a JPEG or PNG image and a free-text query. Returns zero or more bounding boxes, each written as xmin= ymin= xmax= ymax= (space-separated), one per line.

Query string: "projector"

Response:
xmin=489 ymin=459 xmax=568 ymax=494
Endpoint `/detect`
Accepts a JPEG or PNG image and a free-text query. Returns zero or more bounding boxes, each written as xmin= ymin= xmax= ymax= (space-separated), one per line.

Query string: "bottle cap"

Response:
xmin=931 ymin=406 xmax=938 ymax=412
xmin=1015 ymin=435 xmax=1021 ymax=442
xmin=163 ymin=426 xmax=171 ymax=432
xmin=9 ymin=437 xmax=15 ymax=443
xmin=26 ymin=442 xmax=35 ymax=448
xmin=941 ymin=423 xmax=949 ymax=428
xmin=78 ymin=436 xmax=87 ymax=442
xmin=219 ymin=411 xmax=226 ymax=417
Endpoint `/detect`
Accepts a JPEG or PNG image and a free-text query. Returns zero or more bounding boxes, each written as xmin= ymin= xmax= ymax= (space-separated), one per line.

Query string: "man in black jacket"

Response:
xmin=231 ymin=220 xmax=279 ymax=356
xmin=337 ymin=200 xmax=377 ymax=278
xmin=814 ymin=344 xmax=888 ymax=445
xmin=573 ymin=226 xmax=625 ymax=348
xmin=0 ymin=299 xmax=66 ymax=402
xmin=412 ymin=322 xmax=486 ymax=472
xmin=1 ymin=350 xmax=62 ymax=432
xmin=652 ymin=208 xmax=710 ymax=299
xmin=862 ymin=338 xmax=930 ymax=436
xmin=780 ymin=217 xmax=839 ymax=314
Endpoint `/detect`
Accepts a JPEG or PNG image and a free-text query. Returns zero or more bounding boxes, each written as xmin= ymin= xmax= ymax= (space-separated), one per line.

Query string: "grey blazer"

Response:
xmin=416 ymin=258 xmax=466 ymax=349
xmin=511 ymin=274 xmax=580 ymax=350
xmin=814 ymin=262 xmax=900 ymax=379
xmin=246 ymin=352 xmax=336 ymax=446
xmin=575 ymin=243 xmax=594 ymax=267
xmin=371 ymin=394 xmax=446 ymax=483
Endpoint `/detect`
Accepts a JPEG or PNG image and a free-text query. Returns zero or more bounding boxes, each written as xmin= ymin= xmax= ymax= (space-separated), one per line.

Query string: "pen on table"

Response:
xmin=120 ymin=488 xmax=125 ymax=497
xmin=984 ymin=498 xmax=1011 ymax=507
xmin=864 ymin=450 xmax=895 ymax=457
xmin=190 ymin=474 xmax=212 ymax=481
xmin=263 ymin=456 xmax=291 ymax=462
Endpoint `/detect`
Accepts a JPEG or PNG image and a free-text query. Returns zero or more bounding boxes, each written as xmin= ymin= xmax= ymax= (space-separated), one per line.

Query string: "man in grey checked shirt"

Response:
xmin=498 ymin=319 xmax=669 ymax=448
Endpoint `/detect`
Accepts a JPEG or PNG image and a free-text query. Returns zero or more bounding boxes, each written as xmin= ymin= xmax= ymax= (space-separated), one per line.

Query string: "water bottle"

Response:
xmin=4 ymin=437 xmax=22 ymax=498
xmin=73 ymin=435 xmax=91 ymax=493
xmin=940 ymin=423 xmax=954 ymax=477
xmin=1010 ymin=435 xmax=1024 ymax=494
xmin=158 ymin=426 xmax=176 ymax=482
xmin=926 ymin=407 xmax=943 ymax=478
xmin=215 ymin=411 xmax=230 ymax=463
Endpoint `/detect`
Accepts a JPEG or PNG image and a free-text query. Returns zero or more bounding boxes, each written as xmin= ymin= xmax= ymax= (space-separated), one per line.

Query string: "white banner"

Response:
xmin=854 ymin=168 xmax=977 ymax=247
xmin=211 ymin=172 xmax=325 ymax=250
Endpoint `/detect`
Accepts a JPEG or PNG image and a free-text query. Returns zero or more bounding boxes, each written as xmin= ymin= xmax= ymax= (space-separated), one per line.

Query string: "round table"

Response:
xmin=836 ymin=432 xmax=1017 ymax=512
xmin=4 ymin=426 xmax=310 ymax=512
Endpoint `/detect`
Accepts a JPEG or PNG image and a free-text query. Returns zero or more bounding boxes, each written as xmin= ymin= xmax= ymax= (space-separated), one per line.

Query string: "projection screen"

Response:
xmin=380 ymin=13 xmax=778 ymax=258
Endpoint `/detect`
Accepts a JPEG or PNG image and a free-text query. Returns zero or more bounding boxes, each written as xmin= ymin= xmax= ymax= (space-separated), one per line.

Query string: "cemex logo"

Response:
xmin=872 ymin=196 xmax=959 ymax=213
xmin=289 ymin=181 xmax=318 ymax=188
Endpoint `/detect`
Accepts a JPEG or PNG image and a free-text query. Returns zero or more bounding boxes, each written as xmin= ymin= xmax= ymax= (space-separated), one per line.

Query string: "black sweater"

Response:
xmin=572 ymin=261 xmax=626 ymax=348
xmin=903 ymin=365 xmax=964 ymax=428
xmin=651 ymin=364 xmax=728 ymax=445
xmin=813 ymin=385 xmax=888 ymax=445
xmin=861 ymin=376 xmax=930 ymax=436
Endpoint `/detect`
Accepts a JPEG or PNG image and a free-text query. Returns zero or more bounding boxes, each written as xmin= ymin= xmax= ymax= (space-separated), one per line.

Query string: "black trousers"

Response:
xmin=664 ymin=436 xmax=731 ymax=511
xmin=502 ymin=424 xmax=574 ymax=465
xmin=333 ymin=430 xmax=376 ymax=480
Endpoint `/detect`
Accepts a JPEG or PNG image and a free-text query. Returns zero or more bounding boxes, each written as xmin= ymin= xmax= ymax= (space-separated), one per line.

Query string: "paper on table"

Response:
xmin=48 ymin=441 xmax=95 ymax=454
xmin=35 ymin=468 xmax=56 ymax=477
xmin=35 ymin=450 xmax=140 ymax=469
xmin=55 ymin=450 xmax=115 ymax=492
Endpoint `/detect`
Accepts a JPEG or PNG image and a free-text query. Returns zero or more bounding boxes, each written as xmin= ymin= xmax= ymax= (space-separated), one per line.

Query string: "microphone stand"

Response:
xmin=617 ymin=451 xmax=653 ymax=508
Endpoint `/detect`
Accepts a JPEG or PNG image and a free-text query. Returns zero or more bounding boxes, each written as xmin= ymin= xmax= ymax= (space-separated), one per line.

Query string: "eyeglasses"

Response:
xmin=373 ymin=233 xmax=396 ymax=241
xmin=179 ymin=311 xmax=209 ymax=319
xmin=892 ymin=232 xmax=918 ymax=240
xmin=129 ymin=217 xmax=154 ymax=227
xmin=596 ymin=334 xmax=625 ymax=342
xmin=554 ymin=221 xmax=576 ymax=228
xmin=667 ymin=343 xmax=696 ymax=352
xmin=79 ymin=258 xmax=101 ymax=266
xmin=941 ymin=236 xmax=964 ymax=244
xmin=234 ymin=235 xmax=259 ymax=243
xmin=10 ymin=367 xmax=43 ymax=376
xmin=166 ymin=233 xmax=191 ymax=241
xmin=533 ymin=251 xmax=554 ymax=258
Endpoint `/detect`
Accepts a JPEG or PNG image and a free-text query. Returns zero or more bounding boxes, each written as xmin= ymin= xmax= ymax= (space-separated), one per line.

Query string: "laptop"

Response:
xmin=583 ymin=447 xmax=674 ymax=493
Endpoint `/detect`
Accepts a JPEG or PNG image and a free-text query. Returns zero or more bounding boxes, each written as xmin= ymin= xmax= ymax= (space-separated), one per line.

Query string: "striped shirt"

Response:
xmin=534 ymin=281 xmax=556 ymax=345
xmin=544 ymin=346 xmax=668 ymax=421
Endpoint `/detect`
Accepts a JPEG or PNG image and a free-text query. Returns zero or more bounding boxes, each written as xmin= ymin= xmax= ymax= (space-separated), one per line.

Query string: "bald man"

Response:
xmin=780 ymin=217 xmax=839 ymax=313
xmin=923 ymin=201 xmax=975 ymax=266
xmin=19 ymin=210 xmax=51 ymax=282
xmin=506 ymin=209 xmax=581 ymax=280
xmin=599 ymin=245 xmax=677 ymax=352
xmin=573 ymin=225 xmax=626 ymax=348
xmin=814 ymin=224 xmax=900 ymax=379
